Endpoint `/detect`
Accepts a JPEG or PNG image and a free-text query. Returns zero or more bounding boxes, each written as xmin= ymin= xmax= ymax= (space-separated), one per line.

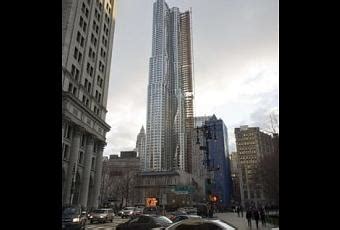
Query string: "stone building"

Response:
xmin=101 ymin=152 xmax=140 ymax=207
xmin=62 ymin=0 xmax=116 ymax=209
xmin=235 ymin=125 xmax=275 ymax=207
xmin=134 ymin=170 xmax=196 ymax=209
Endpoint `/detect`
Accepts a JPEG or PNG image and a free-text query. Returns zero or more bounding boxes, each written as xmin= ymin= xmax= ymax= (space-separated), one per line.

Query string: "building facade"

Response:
xmin=134 ymin=170 xmax=195 ymax=208
xmin=205 ymin=116 xmax=232 ymax=209
xmin=230 ymin=152 xmax=241 ymax=205
xmin=145 ymin=0 xmax=194 ymax=172
xmin=101 ymin=152 xmax=140 ymax=207
xmin=235 ymin=126 xmax=275 ymax=207
xmin=136 ymin=126 xmax=146 ymax=171
xmin=62 ymin=0 xmax=116 ymax=209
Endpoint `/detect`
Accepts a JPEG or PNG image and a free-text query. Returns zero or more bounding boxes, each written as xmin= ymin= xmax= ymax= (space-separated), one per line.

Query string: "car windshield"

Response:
xmin=93 ymin=209 xmax=106 ymax=213
xmin=154 ymin=216 xmax=173 ymax=224
xmin=63 ymin=208 xmax=79 ymax=215
xmin=124 ymin=207 xmax=135 ymax=210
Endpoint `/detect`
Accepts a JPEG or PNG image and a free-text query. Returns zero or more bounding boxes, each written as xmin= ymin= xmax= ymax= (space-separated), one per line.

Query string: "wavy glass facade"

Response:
xmin=145 ymin=0 xmax=194 ymax=172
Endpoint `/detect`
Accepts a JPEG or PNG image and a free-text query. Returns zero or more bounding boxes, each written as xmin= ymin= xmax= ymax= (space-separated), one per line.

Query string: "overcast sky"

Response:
xmin=104 ymin=0 xmax=278 ymax=157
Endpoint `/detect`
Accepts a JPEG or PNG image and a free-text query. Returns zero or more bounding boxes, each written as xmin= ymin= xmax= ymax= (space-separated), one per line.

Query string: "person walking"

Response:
xmin=240 ymin=205 xmax=244 ymax=217
xmin=253 ymin=209 xmax=260 ymax=229
xmin=246 ymin=208 xmax=252 ymax=228
xmin=260 ymin=207 xmax=266 ymax=227
xmin=237 ymin=206 xmax=240 ymax=217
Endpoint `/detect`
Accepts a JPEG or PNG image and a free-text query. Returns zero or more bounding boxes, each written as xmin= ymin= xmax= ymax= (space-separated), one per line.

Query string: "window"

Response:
xmin=68 ymin=83 xmax=73 ymax=92
xmin=63 ymin=144 xmax=69 ymax=160
xmin=88 ymin=83 xmax=91 ymax=92
xmin=94 ymin=38 xmax=97 ymax=47
xmin=80 ymin=37 xmax=85 ymax=47
xmin=72 ymin=87 xmax=77 ymax=95
xmin=81 ymin=3 xmax=86 ymax=13
xmin=77 ymin=52 xmax=82 ymax=63
xmin=83 ymin=22 xmax=87 ymax=32
xmin=66 ymin=125 xmax=72 ymax=139
xmin=81 ymin=134 xmax=86 ymax=147
xmin=86 ymin=99 xmax=89 ymax=107
xmin=82 ymin=95 xmax=86 ymax=103
xmin=84 ymin=78 xmax=88 ymax=88
xmin=90 ymin=66 xmax=94 ymax=77
xmin=75 ymin=69 xmax=80 ymax=80
xmin=88 ymin=48 xmax=92 ymax=58
xmin=73 ymin=47 xmax=79 ymax=59
xmin=91 ymin=157 xmax=95 ymax=170
xmin=76 ymin=31 xmax=81 ymax=42
xmin=95 ymin=90 xmax=98 ymax=99
xmin=98 ymin=93 xmax=101 ymax=102
xmin=71 ymin=65 xmax=76 ymax=77
xmin=85 ymin=8 xmax=89 ymax=18
xmin=78 ymin=152 xmax=84 ymax=164
xmin=79 ymin=17 xmax=84 ymax=27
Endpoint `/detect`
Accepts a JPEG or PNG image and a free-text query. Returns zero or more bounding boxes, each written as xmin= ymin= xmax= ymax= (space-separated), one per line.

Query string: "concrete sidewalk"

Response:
xmin=215 ymin=212 xmax=278 ymax=230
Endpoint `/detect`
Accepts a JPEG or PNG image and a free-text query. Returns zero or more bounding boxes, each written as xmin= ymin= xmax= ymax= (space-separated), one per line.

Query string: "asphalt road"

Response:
xmin=86 ymin=216 xmax=128 ymax=230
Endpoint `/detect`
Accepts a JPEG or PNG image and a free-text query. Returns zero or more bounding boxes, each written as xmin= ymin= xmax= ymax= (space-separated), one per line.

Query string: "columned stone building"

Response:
xmin=62 ymin=0 xmax=116 ymax=209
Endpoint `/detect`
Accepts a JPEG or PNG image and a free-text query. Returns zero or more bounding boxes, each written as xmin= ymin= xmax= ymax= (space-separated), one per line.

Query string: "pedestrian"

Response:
xmin=253 ymin=209 xmax=260 ymax=229
xmin=260 ymin=208 xmax=266 ymax=226
xmin=240 ymin=205 xmax=244 ymax=218
xmin=237 ymin=206 xmax=240 ymax=217
xmin=246 ymin=209 xmax=252 ymax=228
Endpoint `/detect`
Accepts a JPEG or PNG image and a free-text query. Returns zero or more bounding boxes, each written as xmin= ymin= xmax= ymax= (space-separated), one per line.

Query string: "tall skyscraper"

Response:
xmin=145 ymin=0 xmax=194 ymax=172
xmin=235 ymin=126 xmax=275 ymax=207
xmin=136 ymin=126 xmax=146 ymax=171
xmin=62 ymin=0 xmax=116 ymax=209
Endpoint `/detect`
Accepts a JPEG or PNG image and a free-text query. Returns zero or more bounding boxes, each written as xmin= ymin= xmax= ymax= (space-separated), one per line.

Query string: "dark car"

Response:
xmin=62 ymin=206 xmax=87 ymax=230
xmin=116 ymin=214 xmax=173 ymax=230
xmin=121 ymin=207 xmax=136 ymax=218
xmin=172 ymin=215 xmax=202 ymax=223
xmin=143 ymin=207 xmax=162 ymax=215
xmin=88 ymin=208 xmax=114 ymax=224
xmin=165 ymin=218 xmax=237 ymax=230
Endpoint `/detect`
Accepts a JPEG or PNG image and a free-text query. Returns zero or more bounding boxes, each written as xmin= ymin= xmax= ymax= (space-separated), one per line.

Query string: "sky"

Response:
xmin=104 ymin=0 xmax=278 ymax=157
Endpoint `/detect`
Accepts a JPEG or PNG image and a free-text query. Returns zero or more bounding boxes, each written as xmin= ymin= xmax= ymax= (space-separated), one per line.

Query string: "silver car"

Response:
xmin=121 ymin=207 xmax=136 ymax=218
xmin=88 ymin=208 xmax=114 ymax=224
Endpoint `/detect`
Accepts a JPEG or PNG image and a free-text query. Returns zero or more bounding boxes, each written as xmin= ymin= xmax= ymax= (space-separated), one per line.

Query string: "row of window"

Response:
xmin=62 ymin=144 xmax=96 ymax=170
xmin=76 ymin=31 xmax=85 ymax=48
xmin=79 ymin=16 xmax=88 ymax=33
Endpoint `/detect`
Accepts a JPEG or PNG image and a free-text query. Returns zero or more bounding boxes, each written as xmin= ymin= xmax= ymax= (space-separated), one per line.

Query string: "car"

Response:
xmin=121 ymin=207 xmax=136 ymax=218
xmin=88 ymin=208 xmax=114 ymax=224
xmin=172 ymin=214 xmax=202 ymax=223
xmin=116 ymin=214 xmax=173 ymax=230
xmin=62 ymin=206 xmax=87 ymax=230
xmin=167 ymin=210 xmax=187 ymax=222
xmin=164 ymin=218 xmax=237 ymax=230
xmin=143 ymin=206 xmax=162 ymax=215
xmin=131 ymin=207 xmax=144 ymax=218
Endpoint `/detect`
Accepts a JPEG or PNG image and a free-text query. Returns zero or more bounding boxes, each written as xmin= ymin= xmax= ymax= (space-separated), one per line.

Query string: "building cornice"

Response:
xmin=62 ymin=91 xmax=111 ymax=132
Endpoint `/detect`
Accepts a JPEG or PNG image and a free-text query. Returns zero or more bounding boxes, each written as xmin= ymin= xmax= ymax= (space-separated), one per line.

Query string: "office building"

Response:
xmin=235 ymin=126 xmax=275 ymax=207
xmin=136 ymin=126 xmax=146 ymax=171
xmin=145 ymin=0 xmax=194 ymax=172
xmin=62 ymin=0 xmax=116 ymax=209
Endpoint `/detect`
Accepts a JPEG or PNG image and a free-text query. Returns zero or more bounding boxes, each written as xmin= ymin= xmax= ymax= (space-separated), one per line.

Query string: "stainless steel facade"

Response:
xmin=145 ymin=0 xmax=194 ymax=172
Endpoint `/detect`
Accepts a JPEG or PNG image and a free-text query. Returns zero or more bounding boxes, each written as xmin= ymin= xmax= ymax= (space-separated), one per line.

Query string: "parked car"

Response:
xmin=172 ymin=214 xmax=202 ymax=223
xmin=165 ymin=218 xmax=237 ymax=230
xmin=116 ymin=214 xmax=173 ymax=230
xmin=88 ymin=208 xmax=114 ymax=224
xmin=121 ymin=207 xmax=136 ymax=218
xmin=62 ymin=206 xmax=87 ymax=230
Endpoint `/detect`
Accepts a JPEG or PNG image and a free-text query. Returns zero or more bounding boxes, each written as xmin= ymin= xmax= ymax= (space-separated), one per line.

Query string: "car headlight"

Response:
xmin=72 ymin=218 xmax=80 ymax=222
xmin=89 ymin=216 xmax=93 ymax=218
xmin=100 ymin=215 xmax=104 ymax=218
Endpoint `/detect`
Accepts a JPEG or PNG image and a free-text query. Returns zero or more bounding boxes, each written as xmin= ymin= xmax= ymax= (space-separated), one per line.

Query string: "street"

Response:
xmin=215 ymin=212 xmax=277 ymax=230
xmin=85 ymin=216 xmax=128 ymax=230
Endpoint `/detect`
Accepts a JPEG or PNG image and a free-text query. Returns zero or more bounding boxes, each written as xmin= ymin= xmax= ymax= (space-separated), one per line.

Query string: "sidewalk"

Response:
xmin=215 ymin=212 xmax=278 ymax=230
